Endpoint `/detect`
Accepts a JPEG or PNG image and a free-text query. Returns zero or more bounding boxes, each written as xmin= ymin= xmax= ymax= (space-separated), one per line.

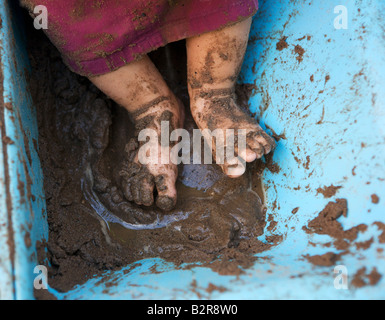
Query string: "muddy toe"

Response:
xmin=156 ymin=195 xmax=176 ymax=212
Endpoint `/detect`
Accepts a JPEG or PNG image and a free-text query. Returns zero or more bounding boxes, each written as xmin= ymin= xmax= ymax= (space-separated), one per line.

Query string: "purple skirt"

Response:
xmin=21 ymin=0 xmax=258 ymax=76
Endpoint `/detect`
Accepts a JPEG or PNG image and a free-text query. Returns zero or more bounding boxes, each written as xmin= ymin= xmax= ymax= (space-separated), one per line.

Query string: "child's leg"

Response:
xmin=89 ymin=55 xmax=183 ymax=211
xmin=186 ymin=17 xmax=275 ymax=177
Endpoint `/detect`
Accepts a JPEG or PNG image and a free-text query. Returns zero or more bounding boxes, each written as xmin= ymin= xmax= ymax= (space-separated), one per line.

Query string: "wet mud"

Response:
xmin=26 ymin=28 xmax=279 ymax=294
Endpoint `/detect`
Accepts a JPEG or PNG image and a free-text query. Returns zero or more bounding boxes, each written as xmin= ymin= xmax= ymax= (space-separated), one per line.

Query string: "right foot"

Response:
xmin=119 ymin=94 xmax=184 ymax=211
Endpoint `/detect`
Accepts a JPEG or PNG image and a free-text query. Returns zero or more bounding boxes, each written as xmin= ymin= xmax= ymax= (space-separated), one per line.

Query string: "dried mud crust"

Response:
xmin=27 ymin=30 xmax=282 ymax=294
xmin=303 ymin=199 xmax=383 ymax=287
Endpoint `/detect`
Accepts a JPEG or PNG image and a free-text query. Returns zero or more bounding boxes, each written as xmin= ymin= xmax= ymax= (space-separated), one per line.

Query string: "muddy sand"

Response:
xmin=26 ymin=28 xmax=283 ymax=294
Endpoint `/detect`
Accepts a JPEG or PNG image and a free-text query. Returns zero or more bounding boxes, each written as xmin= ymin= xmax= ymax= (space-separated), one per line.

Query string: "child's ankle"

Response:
xmin=130 ymin=94 xmax=183 ymax=137
xmin=188 ymin=84 xmax=235 ymax=101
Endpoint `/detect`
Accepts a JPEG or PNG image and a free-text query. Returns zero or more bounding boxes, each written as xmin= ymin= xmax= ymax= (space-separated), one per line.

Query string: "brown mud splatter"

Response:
xmin=316 ymin=185 xmax=342 ymax=198
xmin=371 ymin=194 xmax=380 ymax=204
xmin=303 ymin=198 xmax=384 ymax=287
xmin=302 ymin=199 xmax=368 ymax=251
xmin=276 ymin=36 xmax=288 ymax=51
xmin=351 ymin=267 xmax=382 ymax=288
xmin=294 ymin=44 xmax=305 ymax=63
xmin=305 ymin=252 xmax=339 ymax=267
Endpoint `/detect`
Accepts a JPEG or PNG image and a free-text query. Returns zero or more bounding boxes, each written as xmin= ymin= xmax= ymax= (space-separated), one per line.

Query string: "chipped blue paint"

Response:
xmin=0 ymin=0 xmax=48 ymax=300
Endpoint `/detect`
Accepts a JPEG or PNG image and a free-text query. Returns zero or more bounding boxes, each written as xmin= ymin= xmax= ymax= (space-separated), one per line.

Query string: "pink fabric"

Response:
xmin=22 ymin=0 xmax=258 ymax=76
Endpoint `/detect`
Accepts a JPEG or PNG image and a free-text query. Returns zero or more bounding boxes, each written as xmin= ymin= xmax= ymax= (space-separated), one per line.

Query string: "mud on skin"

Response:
xmin=187 ymin=30 xmax=276 ymax=173
xmin=26 ymin=27 xmax=279 ymax=294
xmin=125 ymin=94 xmax=182 ymax=210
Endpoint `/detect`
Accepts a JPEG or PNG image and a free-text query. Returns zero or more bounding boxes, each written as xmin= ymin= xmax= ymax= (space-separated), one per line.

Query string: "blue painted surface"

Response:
xmin=1 ymin=0 xmax=384 ymax=300
xmin=0 ymin=0 xmax=48 ymax=300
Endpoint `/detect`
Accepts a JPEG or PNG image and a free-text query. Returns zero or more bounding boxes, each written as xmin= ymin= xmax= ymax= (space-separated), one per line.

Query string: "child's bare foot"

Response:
xmin=89 ymin=55 xmax=184 ymax=211
xmin=186 ymin=18 xmax=275 ymax=177
xmin=190 ymin=89 xmax=275 ymax=177
xmin=118 ymin=95 xmax=184 ymax=211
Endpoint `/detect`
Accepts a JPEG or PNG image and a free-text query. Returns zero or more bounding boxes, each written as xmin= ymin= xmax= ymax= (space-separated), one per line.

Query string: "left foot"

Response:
xmin=190 ymin=88 xmax=276 ymax=177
